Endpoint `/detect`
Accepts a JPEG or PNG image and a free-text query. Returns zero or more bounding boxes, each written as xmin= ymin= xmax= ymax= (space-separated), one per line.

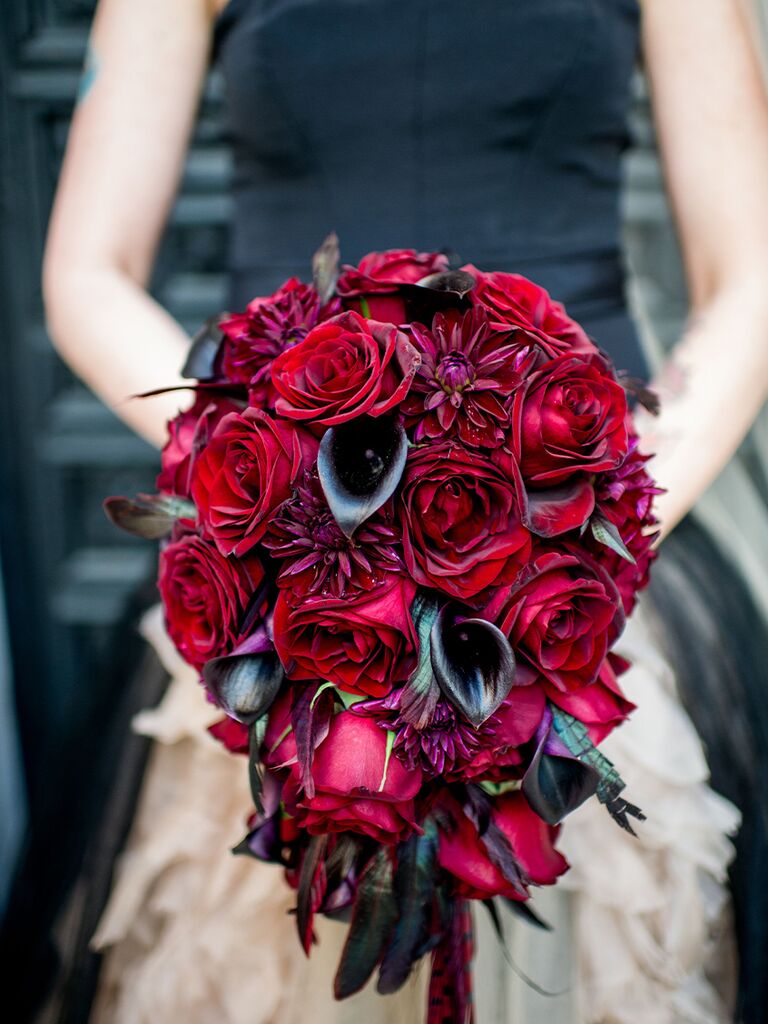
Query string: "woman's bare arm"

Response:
xmin=43 ymin=0 xmax=219 ymax=448
xmin=637 ymin=0 xmax=768 ymax=538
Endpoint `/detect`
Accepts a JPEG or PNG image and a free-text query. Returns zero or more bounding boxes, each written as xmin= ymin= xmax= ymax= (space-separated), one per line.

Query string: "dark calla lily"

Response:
xmin=181 ymin=313 xmax=227 ymax=380
xmin=522 ymin=709 xmax=600 ymax=825
xmin=522 ymin=478 xmax=596 ymax=538
xmin=430 ymin=606 xmax=516 ymax=728
xmin=312 ymin=230 xmax=341 ymax=304
xmin=398 ymin=270 xmax=477 ymax=324
xmin=318 ymin=415 xmax=408 ymax=538
xmin=414 ymin=269 xmax=476 ymax=296
xmin=103 ymin=493 xmax=195 ymax=539
xmin=203 ymin=625 xmax=284 ymax=725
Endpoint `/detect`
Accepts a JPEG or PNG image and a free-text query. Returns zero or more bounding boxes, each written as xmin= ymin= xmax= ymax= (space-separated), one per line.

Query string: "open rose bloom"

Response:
xmin=106 ymin=237 xmax=661 ymax=1024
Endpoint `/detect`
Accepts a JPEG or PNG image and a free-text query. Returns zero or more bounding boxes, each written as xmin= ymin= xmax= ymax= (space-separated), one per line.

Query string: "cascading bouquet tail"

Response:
xmin=106 ymin=234 xmax=661 ymax=1023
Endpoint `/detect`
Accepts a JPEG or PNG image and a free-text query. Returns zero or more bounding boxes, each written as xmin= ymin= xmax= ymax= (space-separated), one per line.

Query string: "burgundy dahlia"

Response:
xmin=264 ymin=474 xmax=404 ymax=598
xmin=218 ymin=278 xmax=341 ymax=405
xmin=402 ymin=307 xmax=535 ymax=448
xmin=360 ymin=690 xmax=492 ymax=776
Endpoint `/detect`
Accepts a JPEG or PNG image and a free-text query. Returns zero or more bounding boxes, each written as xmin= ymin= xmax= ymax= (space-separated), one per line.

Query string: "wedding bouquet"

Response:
xmin=106 ymin=236 xmax=659 ymax=1022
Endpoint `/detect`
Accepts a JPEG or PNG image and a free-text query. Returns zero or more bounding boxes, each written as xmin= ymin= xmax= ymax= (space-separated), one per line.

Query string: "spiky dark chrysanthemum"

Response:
xmin=217 ymin=279 xmax=341 ymax=405
xmin=401 ymin=307 xmax=536 ymax=448
xmin=263 ymin=473 xmax=404 ymax=598
xmin=360 ymin=688 xmax=494 ymax=777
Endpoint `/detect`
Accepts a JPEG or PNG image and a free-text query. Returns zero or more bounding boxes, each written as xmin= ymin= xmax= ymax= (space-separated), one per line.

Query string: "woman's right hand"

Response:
xmin=42 ymin=0 xmax=221 ymax=448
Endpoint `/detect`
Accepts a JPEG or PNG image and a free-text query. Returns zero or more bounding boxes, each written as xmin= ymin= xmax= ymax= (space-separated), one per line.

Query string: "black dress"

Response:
xmin=90 ymin=2 xmax=768 ymax=1021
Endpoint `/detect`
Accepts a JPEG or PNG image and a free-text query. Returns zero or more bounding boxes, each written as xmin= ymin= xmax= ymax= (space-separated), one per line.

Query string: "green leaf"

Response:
xmin=590 ymin=514 xmax=636 ymax=564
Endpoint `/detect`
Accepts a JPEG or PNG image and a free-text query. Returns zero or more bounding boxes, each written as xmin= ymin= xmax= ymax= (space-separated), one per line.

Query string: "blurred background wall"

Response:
xmin=0 ymin=1 xmax=766 ymax=1020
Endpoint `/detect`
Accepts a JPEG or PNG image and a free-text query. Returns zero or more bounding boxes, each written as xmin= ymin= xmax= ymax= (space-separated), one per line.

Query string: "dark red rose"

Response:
xmin=546 ymin=655 xmax=634 ymax=745
xmin=436 ymin=790 xmax=568 ymax=900
xmin=190 ymin=410 xmax=317 ymax=557
xmin=588 ymin=436 xmax=662 ymax=614
xmin=494 ymin=548 xmax=624 ymax=693
xmin=157 ymin=395 xmax=242 ymax=498
xmin=510 ymin=353 xmax=629 ymax=485
xmin=462 ymin=266 xmax=596 ymax=359
xmin=208 ymin=716 xmax=249 ymax=754
xmin=398 ymin=444 xmax=532 ymax=603
xmin=282 ymin=713 xmax=422 ymax=844
xmin=337 ymin=248 xmax=450 ymax=323
xmin=158 ymin=529 xmax=264 ymax=671
xmin=271 ymin=310 xmax=420 ymax=425
xmin=453 ymin=684 xmax=547 ymax=782
xmin=273 ymin=577 xmax=417 ymax=698
xmin=217 ymin=278 xmax=341 ymax=405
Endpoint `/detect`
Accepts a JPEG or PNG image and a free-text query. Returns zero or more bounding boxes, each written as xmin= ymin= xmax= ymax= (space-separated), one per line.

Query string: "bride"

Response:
xmin=43 ymin=1 xmax=768 ymax=1021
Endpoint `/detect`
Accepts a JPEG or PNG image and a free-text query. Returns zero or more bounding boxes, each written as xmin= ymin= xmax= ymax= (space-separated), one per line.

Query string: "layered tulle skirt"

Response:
xmin=90 ymin=550 xmax=742 ymax=1024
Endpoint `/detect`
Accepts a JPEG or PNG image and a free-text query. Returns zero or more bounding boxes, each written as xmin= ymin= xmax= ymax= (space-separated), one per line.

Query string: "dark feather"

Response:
xmin=401 ymin=592 xmax=443 ymax=729
xmin=103 ymin=493 xmax=195 ymax=539
xmin=464 ymin=786 xmax=529 ymax=897
xmin=549 ymin=705 xmax=645 ymax=834
xmin=296 ymin=834 xmax=328 ymax=955
xmin=181 ymin=313 xmax=226 ymax=380
xmin=427 ymin=898 xmax=474 ymax=1024
xmin=617 ymin=374 xmax=661 ymax=416
xmin=501 ymin=895 xmax=552 ymax=931
xmin=334 ymin=849 xmax=397 ymax=999
xmin=312 ymin=231 xmax=341 ymax=304
xmin=378 ymin=820 xmax=439 ymax=994
xmin=291 ymin=684 xmax=334 ymax=799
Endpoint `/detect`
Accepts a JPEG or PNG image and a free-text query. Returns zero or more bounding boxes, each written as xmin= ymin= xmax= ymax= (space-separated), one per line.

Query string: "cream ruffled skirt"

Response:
xmin=90 ymin=598 xmax=740 ymax=1024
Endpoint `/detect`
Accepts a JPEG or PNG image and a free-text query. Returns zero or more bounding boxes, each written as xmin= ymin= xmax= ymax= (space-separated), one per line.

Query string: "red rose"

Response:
xmin=157 ymin=395 xmax=242 ymax=498
xmin=191 ymin=409 xmax=317 ymax=557
xmin=208 ymin=716 xmax=249 ymax=754
xmin=271 ymin=310 xmax=419 ymax=425
xmin=217 ymin=277 xmax=341 ymax=405
xmin=495 ymin=548 xmax=624 ymax=693
xmin=158 ymin=529 xmax=264 ymax=671
xmin=547 ymin=656 xmax=634 ymax=745
xmin=453 ymin=685 xmax=547 ymax=782
xmin=337 ymin=248 xmax=449 ymax=323
xmin=273 ymin=577 xmax=417 ymax=698
xmin=589 ymin=437 xmax=661 ymax=614
xmin=463 ymin=266 xmax=596 ymax=358
xmin=398 ymin=444 xmax=532 ymax=603
xmin=436 ymin=791 xmax=568 ymax=900
xmin=282 ymin=713 xmax=422 ymax=844
xmin=509 ymin=352 xmax=629 ymax=485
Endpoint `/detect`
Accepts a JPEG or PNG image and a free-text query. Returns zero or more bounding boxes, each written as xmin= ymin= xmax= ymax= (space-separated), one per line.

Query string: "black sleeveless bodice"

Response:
xmin=214 ymin=0 xmax=647 ymax=379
